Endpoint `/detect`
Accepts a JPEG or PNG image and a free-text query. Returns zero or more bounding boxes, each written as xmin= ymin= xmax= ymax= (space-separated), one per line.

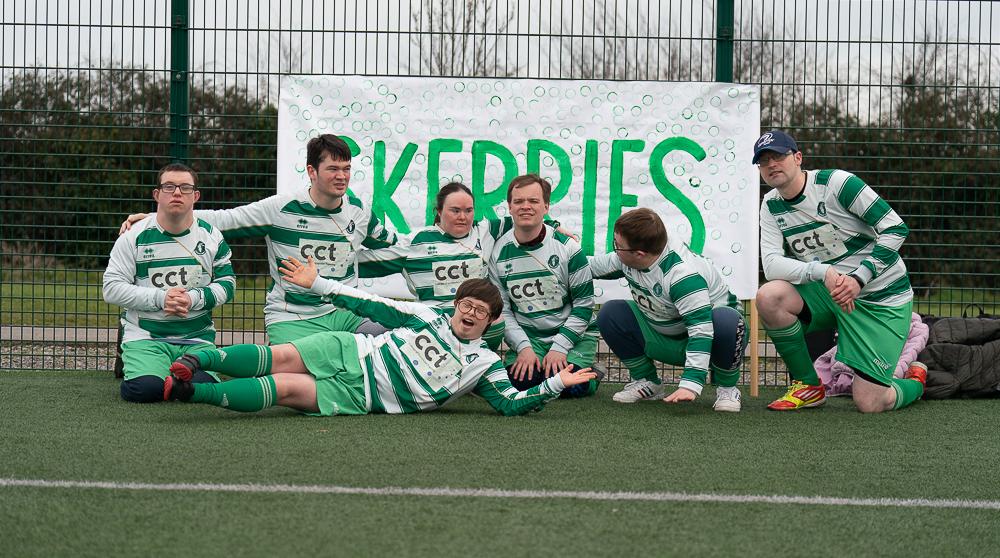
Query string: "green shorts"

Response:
xmin=796 ymin=281 xmax=913 ymax=385
xmin=267 ymin=309 xmax=366 ymax=345
xmin=121 ymin=339 xmax=219 ymax=382
xmin=291 ymin=331 xmax=368 ymax=416
xmin=503 ymin=332 xmax=598 ymax=369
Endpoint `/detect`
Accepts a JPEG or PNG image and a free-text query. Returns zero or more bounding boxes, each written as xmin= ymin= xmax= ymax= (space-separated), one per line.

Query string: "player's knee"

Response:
xmin=120 ymin=375 xmax=166 ymax=403
xmin=756 ymin=281 xmax=799 ymax=323
xmin=709 ymin=308 xmax=747 ymax=370
xmin=597 ymin=300 xmax=637 ymax=337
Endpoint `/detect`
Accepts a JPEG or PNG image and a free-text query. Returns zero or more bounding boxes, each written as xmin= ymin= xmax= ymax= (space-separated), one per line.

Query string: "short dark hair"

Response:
xmin=434 ymin=182 xmax=474 ymax=225
xmin=306 ymin=134 xmax=353 ymax=168
xmin=157 ymin=163 xmax=198 ymax=187
xmin=614 ymin=208 xmax=668 ymax=254
xmin=454 ymin=278 xmax=503 ymax=321
xmin=506 ymin=173 xmax=551 ymax=205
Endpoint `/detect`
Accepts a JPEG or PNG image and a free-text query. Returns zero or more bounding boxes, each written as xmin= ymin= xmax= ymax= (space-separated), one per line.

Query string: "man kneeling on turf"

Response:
xmin=591 ymin=209 xmax=748 ymax=412
xmin=163 ymin=259 xmax=596 ymax=416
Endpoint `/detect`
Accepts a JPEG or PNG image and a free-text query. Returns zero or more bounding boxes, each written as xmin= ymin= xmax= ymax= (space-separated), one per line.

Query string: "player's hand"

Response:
xmin=118 ymin=213 xmax=149 ymax=235
xmin=555 ymin=225 xmax=580 ymax=242
xmin=541 ymin=349 xmax=569 ymax=377
xmin=830 ymin=274 xmax=861 ymax=314
xmin=663 ymin=387 xmax=698 ymax=403
xmin=557 ymin=365 xmax=597 ymax=387
xmin=823 ymin=267 xmax=857 ymax=313
xmin=511 ymin=348 xmax=541 ymax=381
xmin=279 ymin=256 xmax=319 ymax=288
xmin=163 ymin=287 xmax=192 ymax=317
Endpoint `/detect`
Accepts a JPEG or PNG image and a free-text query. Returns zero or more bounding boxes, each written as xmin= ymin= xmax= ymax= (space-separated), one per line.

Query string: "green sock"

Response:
xmin=193 ymin=344 xmax=273 ymax=378
xmin=891 ymin=378 xmax=924 ymax=410
xmin=621 ymin=355 xmax=660 ymax=383
xmin=711 ymin=366 xmax=741 ymax=388
xmin=766 ymin=321 xmax=820 ymax=386
xmin=191 ymin=376 xmax=278 ymax=412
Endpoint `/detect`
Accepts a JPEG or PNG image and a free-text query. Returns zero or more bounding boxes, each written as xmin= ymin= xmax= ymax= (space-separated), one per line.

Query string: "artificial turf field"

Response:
xmin=2 ymin=370 xmax=999 ymax=557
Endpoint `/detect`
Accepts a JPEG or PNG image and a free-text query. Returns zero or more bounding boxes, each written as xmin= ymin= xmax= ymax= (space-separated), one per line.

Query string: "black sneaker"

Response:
xmin=169 ymin=354 xmax=203 ymax=382
xmin=163 ymin=375 xmax=195 ymax=402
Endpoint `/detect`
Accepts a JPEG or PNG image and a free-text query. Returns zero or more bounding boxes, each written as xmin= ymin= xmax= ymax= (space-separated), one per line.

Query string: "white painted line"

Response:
xmin=2 ymin=478 xmax=999 ymax=511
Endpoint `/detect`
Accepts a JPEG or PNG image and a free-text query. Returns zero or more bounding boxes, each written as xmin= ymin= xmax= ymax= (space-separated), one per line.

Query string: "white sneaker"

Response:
xmin=612 ymin=379 xmax=666 ymax=403
xmin=713 ymin=386 xmax=742 ymax=413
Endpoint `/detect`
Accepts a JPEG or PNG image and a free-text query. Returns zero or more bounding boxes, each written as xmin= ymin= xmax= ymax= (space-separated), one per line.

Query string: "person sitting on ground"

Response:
xmin=163 ymin=260 xmax=596 ymax=417
xmin=103 ymin=163 xmax=236 ymax=402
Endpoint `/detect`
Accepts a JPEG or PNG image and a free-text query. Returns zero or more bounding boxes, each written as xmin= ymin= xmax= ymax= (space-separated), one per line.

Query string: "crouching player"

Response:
xmin=592 ymin=209 xmax=748 ymax=412
xmin=163 ymin=257 xmax=597 ymax=416
xmin=103 ymin=163 xmax=236 ymax=402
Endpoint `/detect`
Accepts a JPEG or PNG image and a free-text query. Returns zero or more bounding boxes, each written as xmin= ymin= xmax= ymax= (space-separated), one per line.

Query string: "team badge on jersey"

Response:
xmin=465 ymin=354 xmax=479 ymax=364
xmin=475 ymin=239 xmax=481 ymax=250
xmin=652 ymin=283 xmax=664 ymax=297
xmin=548 ymin=255 xmax=560 ymax=269
xmin=194 ymin=241 xmax=206 ymax=255
xmin=817 ymin=202 xmax=827 ymax=217
xmin=346 ymin=220 xmax=356 ymax=233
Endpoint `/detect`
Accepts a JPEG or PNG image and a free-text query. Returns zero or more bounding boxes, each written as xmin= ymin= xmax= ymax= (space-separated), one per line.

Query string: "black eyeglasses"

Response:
xmin=158 ymin=183 xmax=197 ymax=194
xmin=457 ymin=299 xmax=490 ymax=320
xmin=613 ymin=241 xmax=643 ymax=254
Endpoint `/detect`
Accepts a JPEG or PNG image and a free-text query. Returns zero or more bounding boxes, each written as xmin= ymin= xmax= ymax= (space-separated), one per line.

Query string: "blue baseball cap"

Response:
xmin=752 ymin=130 xmax=799 ymax=164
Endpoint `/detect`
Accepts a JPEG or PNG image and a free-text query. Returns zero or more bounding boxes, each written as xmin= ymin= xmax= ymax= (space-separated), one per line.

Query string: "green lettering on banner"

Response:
xmin=471 ymin=140 xmax=518 ymax=221
xmin=581 ymin=140 xmax=599 ymax=255
xmin=649 ymin=137 xmax=707 ymax=254
xmin=606 ymin=139 xmax=645 ymax=252
xmin=527 ymin=139 xmax=572 ymax=213
xmin=425 ymin=139 xmax=463 ymax=225
xmin=373 ymin=141 xmax=416 ymax=234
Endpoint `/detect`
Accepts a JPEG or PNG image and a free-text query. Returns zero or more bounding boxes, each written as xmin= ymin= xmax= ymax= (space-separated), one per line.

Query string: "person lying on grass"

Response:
xmin=163 ymin=257 xmax=597 ymax=416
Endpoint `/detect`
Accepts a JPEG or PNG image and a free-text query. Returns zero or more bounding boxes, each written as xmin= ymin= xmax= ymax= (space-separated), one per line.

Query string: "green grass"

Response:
xmin=2 ymin=370 xmax=999 ymax=557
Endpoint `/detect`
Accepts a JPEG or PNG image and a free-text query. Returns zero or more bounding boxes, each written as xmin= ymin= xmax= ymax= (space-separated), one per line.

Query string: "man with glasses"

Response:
xmin=120 ymin=134 xmax=398 ymax=344
xmin=104 ymin=163 xmax=237 ymax=402
xmin=162 ymin=265 xmax=598 ymax=417
xmin=591 ymin=208 xmax=747 ymax=411
xmin=753 ymin=130 xmax=925 ymax=413
xmin=488 ymin=174 xmax=603 ymax=398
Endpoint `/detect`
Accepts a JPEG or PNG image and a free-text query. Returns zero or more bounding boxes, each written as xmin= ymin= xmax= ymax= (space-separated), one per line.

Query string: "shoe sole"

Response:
xmin=767 ymin=398 xmax=827 ymax=411
xmin=713 ymin=403 xmax=741 ymax=412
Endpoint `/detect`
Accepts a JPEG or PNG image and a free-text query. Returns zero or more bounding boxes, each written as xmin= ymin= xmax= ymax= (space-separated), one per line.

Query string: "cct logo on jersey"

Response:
xmin=400 ymin=332 xmax=463 ymax=391
xmin=629 ymin=284 xmax=670 ymax=320
xmin=432 ymin=259 xmax=485 ymax=297
xmin=150 ymin=265 xmax=208 ymax=289
xmin=507 ymin=275 xmax=563 ymax=312
xmin=299 ymin=238 xmax=352 ymax=277
xmin=784 ymin=224 xmax=847 ymax=263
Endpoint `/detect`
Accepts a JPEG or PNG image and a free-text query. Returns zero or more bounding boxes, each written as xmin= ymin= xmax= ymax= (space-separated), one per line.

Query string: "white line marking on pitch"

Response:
xmin=2 ymin=478 xmax=999 ymax=511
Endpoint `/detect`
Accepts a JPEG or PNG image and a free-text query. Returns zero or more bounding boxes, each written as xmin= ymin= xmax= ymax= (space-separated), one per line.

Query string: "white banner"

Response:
xmin=278 ymin=76 xmax=760 ymax=300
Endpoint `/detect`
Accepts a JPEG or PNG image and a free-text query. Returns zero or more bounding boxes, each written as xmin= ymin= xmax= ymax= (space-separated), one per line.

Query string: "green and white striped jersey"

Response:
xmin=309 ymin=277 xmax=565 ymax=415
xmin=195 ymin=189 xmax=396 ymax=326
xmin=489 ymin=225 xmax=596 ymax=354
xmin=590 ymin=240 xmax=741 ymax=392
xmin=760 ymin=169 xmax=912 ymax=306
xmin=357 ymin=218 xmax=514 ymax=307
xmin=103 ymin=216 xmax=236 ymax=344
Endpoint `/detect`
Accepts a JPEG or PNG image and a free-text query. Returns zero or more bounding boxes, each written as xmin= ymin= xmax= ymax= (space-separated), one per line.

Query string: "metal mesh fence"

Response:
xmin=2 ymin=0 xmax=998 ymax=386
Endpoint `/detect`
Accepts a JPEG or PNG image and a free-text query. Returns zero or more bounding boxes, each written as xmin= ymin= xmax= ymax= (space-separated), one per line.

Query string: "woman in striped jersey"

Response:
xmin=358 ymin=182 xmax=557 ymax=351
xmin=162 ymin=258 xmax=597 ymax=416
